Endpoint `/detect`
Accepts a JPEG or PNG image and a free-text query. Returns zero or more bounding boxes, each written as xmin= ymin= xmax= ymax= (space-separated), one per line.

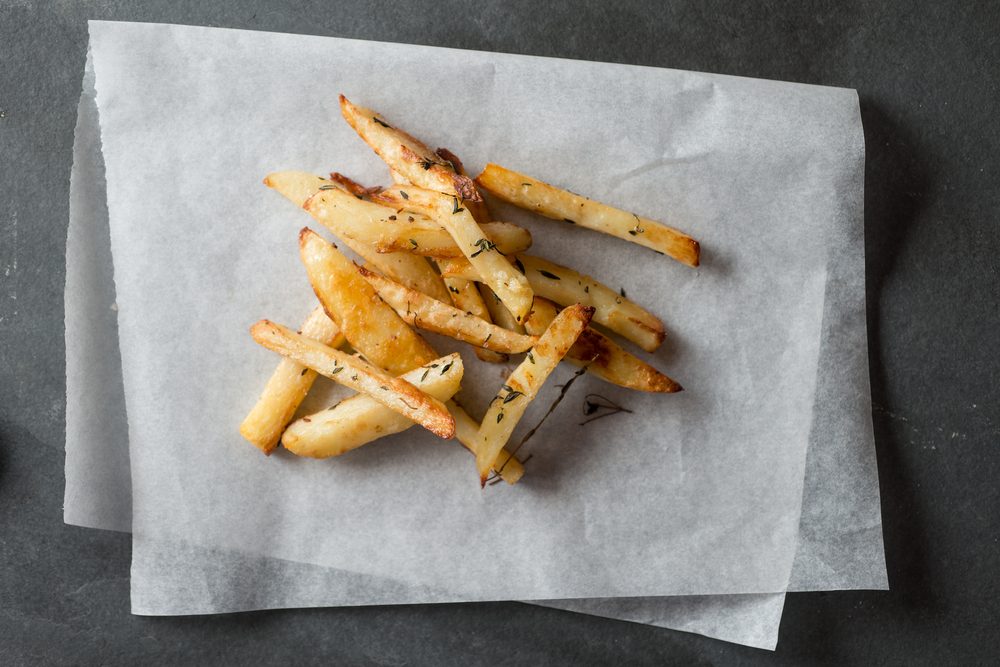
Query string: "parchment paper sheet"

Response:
xmin=93 ymin=20 xmax=837 ymax=600
xmin=65 ymin=47 xmax=786 ymax=651
xmin=66 ymin=18 xmax=877 ymax=644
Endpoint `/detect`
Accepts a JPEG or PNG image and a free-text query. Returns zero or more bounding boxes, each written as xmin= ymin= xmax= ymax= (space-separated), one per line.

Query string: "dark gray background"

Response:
xmin=2 ymin=1 xmax=997 ymax=664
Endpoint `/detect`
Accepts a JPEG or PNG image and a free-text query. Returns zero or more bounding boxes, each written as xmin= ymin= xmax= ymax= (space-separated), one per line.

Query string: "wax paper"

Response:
xmin=65 ymin=44 xmax=790 ymax=650
xmin=66 ymin=20 xmax=888 ymax=640
xmin=90 ymin=20 xmax=858 ymax=599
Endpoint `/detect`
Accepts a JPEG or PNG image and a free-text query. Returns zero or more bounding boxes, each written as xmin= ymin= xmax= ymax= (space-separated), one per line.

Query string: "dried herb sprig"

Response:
xmin=490 ymin=366 xmax=589 ymax=481
xmin=470 ymin=238 xmax=497 ymax=258
xmin=579 ymin=393 xmax=633 ymax=425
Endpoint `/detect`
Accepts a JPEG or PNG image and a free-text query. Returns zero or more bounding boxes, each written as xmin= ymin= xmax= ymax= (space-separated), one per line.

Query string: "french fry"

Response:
xmin=448 ymin=400 xmax=523 ymax=484
xmin=295 ymin=230 xmax=523 ymax=475
xmin=250 ymin=320 xmax=455 ymax=439
xmin=439 ymin=254 xmax=665 ymax=352
xmin=474 ymin=304 xmax=594 ymax=483
xmin=240 ymin=306 xmax=345 ymax=453
xmin=328 ymin=172 xmax=384 ymax=198
xmin=281 ymin=354 xmax=463 ymax=458
xmin=524 ymin=298 xmax=681 ymax=393
xmin=475 ymin=164 xmax=700 ymax=267
xmin=265 ymin=171 xmax=450 ymax=303
xmin=371 ymin=185 xmax=534 ymax=322
xmin=374 ymin=221 xmax=531 ymax=258
xmin=387 ymin=147 xmax=512 ymax=362
xmin=478 ymin=284 xmax=526 ymax=334
xmin=357 ymin=266 xmax=537 ymax=354
xmin=291 ymin=174 xmax=530 ymax=258
xmin=444 ymin=277 xmax=509 ymax=363
xmin=339 ymin=95 xmax=480 ymax=200
xmin=298 ymin=227 xmax=438 ymax=374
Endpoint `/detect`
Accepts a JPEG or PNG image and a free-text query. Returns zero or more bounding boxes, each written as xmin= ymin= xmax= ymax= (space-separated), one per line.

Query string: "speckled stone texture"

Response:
xmin=1 ymin=1 xmax=998 ymax=664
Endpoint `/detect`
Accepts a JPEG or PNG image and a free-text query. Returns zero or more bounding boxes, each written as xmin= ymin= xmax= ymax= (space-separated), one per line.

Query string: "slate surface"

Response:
xmin=1 ymin=1 xmax=997 ymax=664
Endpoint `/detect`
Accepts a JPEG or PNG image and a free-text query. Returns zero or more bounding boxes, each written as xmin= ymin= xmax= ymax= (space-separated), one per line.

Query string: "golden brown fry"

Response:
xmin=524 ymin=298 xmax=681 ymax=393
xmin=442 ymin=277 xmax=509 ymax=363
xmin=474 ymin=304 xmax=594 ymax=483
xmin=358 ymin=266 xmax=537 ymax=354
xmin=240 ymin=306 xmax=345 ymax=453
xmin=475 ymin=163 xmax=700 ymax=267
xmin=478 ymin=284 xmax=526 ymax=334
xmin=328 ymin=172 xmax=384 ymax=198
xmin=439 ymin=253 xmax=665 ymax=352
xmin=288 ymin=272 xmax=522 ymax=476
xmin=388 ymin=148 xmax=510 ymax=362
xmin=448 ymin=400 xmax=523 ymax=484
xmin=339 ymin=95 xmax=480 ymax=200
xmin=250 ymin=320 xmax=455 ymax=439
xmin=374 ymin=221 xmax=531 ymax=258
xmin=265 ymin=171 xmax=450 ymax=302
xmin=371 ymin=185 xmax=534 ymax=322
xmin=281 ymin=354 xmax=464 ymax=458
xmin=298 ymin=227 xmax=437 ymax=374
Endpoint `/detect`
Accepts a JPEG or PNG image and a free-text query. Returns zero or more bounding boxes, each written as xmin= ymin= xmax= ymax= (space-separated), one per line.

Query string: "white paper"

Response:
xmin=92 ymin=21 xmax=842 ymax=600
xmin=66 ymin=22 xmax=888 ymax=648
xmin=65 ymin=46 xmax=785 ymax=651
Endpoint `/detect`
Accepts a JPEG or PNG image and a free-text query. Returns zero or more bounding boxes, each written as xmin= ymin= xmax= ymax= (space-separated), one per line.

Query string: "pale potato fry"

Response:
xmin=290 ymin=173 xmax=530 ymax=258
xmin=387 ymin=148 xmax=510 ymax=362
xmin=298 ymin=227 xmax=438 ymax=374
xmin=478 ymin=284 xmax=526 ymax=334
xmin=448 ymin=400 xmax=523 ymax=484
xmin=281 ymin=354 xmax=463 ymax=458
xmin=475 ymin=163 xmax=700 ymax=267
xmin=439 ymin=254 xmax=665 ymax=352
xmin=250 ymin=320 xmax=455 ymax=439
xmin=524 ymin=298 xmax=681 ymax=393
xmin=265 ymin=171 xmax=450 ymax=302
xmin=442 ymin=276 xmax=509 ymax=363
xmin=371 ymin=185 xmax=534 ymax=322
xmin=474 ymin=304 xmax=594 ymax=483
xmin=290 ymin=254 xmax=522 ymax=476
xmin=374 ymin=221 xmax=531 ymax=258
xmin=358 ymin=266 xmax=537 ymax=354
xmin=339 ymin=95 xmax=481 ymax=200
xmin=328 ymin=172 xmax=384 ymax=198
xmin=240 ymin=306 xmax=345 ymax=453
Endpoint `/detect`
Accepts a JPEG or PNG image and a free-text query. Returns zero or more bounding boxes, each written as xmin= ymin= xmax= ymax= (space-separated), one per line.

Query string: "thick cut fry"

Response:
xmin=524 ymin=298 xmax=681 ymax=393
xmin=250 ymin=320 xmax=455 ymax=439
xmin=443 ymin=276 xmax=509 ymax=363
xmin=339 ymin=95 xmax=480 ymax=200
xmin=282 ymin=354 xmax=464 ymax=458
xmin=240 ymin=307 xmax=345 ymax=453
xmin=374 ymin=221 xmax=531 ymax=258
xmin=440 ymin=254 xmax=665 ymax=352
xmin=265 ymin=171 xmax=450 ymax=302
xmin=478 ymin=284 xmax=525 ymax=334
xmin=358 ymin=266 xmax=537 ymax=354
xmin=475 ymin=304 xmax=594 ymax=483
xmin=388 ymin=147 xmax=509 ymax=362
xmin=295 ymin=274 xmax=524 ymax=484
xmin=475 ymin=164 xmax=700 ymax=267
xmin=448 ymin=401 xmax=523 ymax=484
xmin=298 ymin=227 xmax=437 ymax=374
xmin=371 ymin=185 xmax=534 ymax=322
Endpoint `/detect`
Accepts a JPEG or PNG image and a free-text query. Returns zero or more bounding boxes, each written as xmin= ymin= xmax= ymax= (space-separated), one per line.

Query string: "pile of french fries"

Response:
xmin=240 ymin=96 xmax=699 ymax=486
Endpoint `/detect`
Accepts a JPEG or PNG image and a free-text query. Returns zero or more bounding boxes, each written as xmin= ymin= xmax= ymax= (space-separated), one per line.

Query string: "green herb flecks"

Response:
xmin=470 ymin=238 xmax=497 ymax=258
